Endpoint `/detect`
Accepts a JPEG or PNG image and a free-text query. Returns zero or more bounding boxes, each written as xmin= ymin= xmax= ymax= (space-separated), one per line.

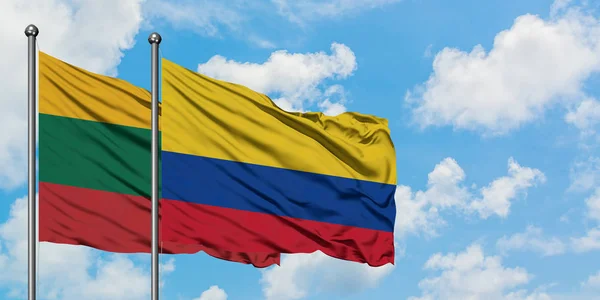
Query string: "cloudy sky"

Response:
xmin=2 ymin=0 xmax=600 ymax=299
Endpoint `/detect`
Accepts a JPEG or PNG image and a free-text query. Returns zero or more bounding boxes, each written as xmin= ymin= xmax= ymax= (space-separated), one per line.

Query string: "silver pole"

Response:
xmin=24 ymin=24 xmax=39 ymax=300
xmin=148 ymin=32 xmax=162 ymax=300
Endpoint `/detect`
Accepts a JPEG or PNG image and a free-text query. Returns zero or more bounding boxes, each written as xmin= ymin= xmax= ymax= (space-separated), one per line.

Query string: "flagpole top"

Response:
xmin=24 ymin=24 xmax=39 ymax=37
xmin=148 ymin=32 xmax=162 ymax=45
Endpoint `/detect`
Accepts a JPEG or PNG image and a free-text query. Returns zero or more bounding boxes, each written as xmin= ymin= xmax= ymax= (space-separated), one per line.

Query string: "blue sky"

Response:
xmin=2 ymin=0 xmax=600 ymax=299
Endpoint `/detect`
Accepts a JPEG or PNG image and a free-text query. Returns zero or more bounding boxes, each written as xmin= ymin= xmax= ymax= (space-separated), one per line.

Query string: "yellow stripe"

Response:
xmin=161 ymin=58 xmax=396 ymax=184
xmin=39 ymin=51 xmax=156 ymax=129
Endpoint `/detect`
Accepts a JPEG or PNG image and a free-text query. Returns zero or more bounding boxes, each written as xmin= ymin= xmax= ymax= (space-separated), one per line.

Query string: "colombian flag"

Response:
xmin=160 ymin=59 xmax=397 ymax=267
xmin=38 ymin=52 xmax=278 ymax=267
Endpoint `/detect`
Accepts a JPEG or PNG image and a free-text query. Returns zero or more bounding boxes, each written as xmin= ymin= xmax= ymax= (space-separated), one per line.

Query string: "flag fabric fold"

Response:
xmin=38 ymin=51 xmax=279 ymax=268
xmin=161 ymin=58 xmax=397 ymax=267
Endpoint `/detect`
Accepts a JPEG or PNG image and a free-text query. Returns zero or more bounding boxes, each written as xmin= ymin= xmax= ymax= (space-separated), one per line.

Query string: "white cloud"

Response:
xmin=317 ymin=85 xmax=348 ymax=116
xmin=409 ymin=244 xmax=550 ymax=300
xmin=194 ymin=285 xmax=228 ymax=300
xmin=272 ymin=0 xmax=401 ymax=25
xmin=143 ymin=0 xmax=244 ymax=37
xmin=0 ymin=196 xmax=175 ymax=299
xmin=406 ymin=4 xmax=600 ymax=135
xmin=585 ymin=188 xmax=600 ymax=222
xmin=569 ymin=156 xmax=600 ymax=192
xmin=565 ymin=98 xmax=600 ymax=137
xmin=469 ymin=158 xmax=546 ymax=219
xmin=571 ymin=228 xmax=600 ymax=253
xmin=396 ymin=157 xmax=545 ymax=238
xmin=496 ymin=226 xmax=567 ymax=257
xmin=143 ymin=0 xmax=399 ymax=47
xmin=143 ymin=1 xmax=277 ymax=49
xmin=259 ymin=251 xmax=394 ymax=300
xmin=0 ymin=0 xmax=145 ymax=189
xmin=247 ymin=35 xmax=277 ymax=49
xmin=145 ymin=0 xmax=401 ymax=39
xmin=504 ymin=290 xmax=554 ymax=300
xmin=582 ymin=270 xmax=600 ymax=290
xmin=197 ymin=42 xmax=356 ymax=114
xmin=69 ymin=256 xmax=150 ymax=300
xmin=394 ymin=158 xmax=468 ymax=238
xmin=571 ymin=186 xmax=600 ymax=253
xmin=550 ymin=0 xmax=574 ymax=17
xmin=394 ymin=185 xmax=445 ymax=238
xmin=318 ymin=99 xmax=347 ymax=116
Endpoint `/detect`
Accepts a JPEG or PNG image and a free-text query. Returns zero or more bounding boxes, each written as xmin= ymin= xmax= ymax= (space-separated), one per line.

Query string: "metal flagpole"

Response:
xmin=25 ymin=24 xmax=39 ymax=300
xmin=148 ymin=32 xmax=162 ymax=300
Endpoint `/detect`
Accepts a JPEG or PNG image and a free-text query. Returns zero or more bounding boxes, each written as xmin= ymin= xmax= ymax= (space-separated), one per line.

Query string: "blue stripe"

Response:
xmin=161 ymin=151 xmax=396 ymax=232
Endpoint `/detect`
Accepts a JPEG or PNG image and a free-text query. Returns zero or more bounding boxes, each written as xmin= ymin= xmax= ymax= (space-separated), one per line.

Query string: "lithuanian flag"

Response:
xmin=38 ymin=51 xmax=279 ymax=267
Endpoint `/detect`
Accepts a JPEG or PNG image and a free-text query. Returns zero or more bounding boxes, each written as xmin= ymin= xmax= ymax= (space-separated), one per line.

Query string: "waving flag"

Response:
xmin=161 ymin=58 xmax=397 ymax=267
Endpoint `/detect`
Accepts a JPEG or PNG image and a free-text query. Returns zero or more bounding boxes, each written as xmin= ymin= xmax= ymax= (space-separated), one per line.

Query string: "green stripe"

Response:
xmin=40 ymin=113 xmax=160 ymax=197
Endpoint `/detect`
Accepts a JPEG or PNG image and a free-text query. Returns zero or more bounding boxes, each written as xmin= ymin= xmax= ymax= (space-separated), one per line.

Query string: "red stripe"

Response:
xmin=162 ymin=198 xmax=395 ymax=267
xmin=39 ymin=182 xmax=279 ymax=268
